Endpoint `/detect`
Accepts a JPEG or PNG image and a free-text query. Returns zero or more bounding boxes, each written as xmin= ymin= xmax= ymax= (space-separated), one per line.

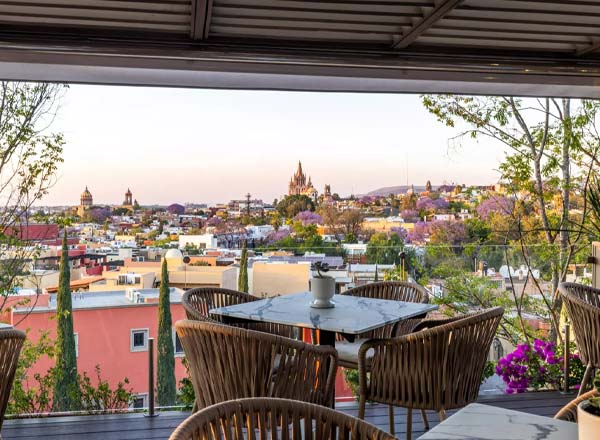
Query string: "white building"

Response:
xmin=178 ymin=234 xmax=218 ymax=250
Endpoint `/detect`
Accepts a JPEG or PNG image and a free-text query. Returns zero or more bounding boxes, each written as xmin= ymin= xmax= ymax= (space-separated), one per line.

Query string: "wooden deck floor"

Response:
xmin=1 ymin=392 xmax=574 ymax=440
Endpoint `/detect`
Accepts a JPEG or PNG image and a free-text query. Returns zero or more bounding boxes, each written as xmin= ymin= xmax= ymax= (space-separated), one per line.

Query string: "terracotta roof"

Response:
xmin=46 ymin=276 xmax=105 ymax=293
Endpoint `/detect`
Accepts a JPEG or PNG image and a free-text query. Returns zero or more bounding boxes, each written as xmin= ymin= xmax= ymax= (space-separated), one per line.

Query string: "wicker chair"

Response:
xmin=169 ymin=397 xmax=395 ymax=440
xmin=357 ymin=307 xmax=503 ymax=440
xmin=322 ymin=281 xmax=430 ymax=368
xmin=0 ymin=329 xmax=26 ymax=432
xmin=175 ymin=320 xmax=338 ymax=410
xmin=558 ymin=282 xmax=600 ymax=396
xmin=554 ymin=389 xmax=599 ymax=422
xmin=182 ymin=287 xmax=295 ymax=338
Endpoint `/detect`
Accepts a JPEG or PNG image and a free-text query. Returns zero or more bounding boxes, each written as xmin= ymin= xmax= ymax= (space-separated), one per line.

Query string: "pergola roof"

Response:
xmin=2 ymin=1 xmax=600 ymax=96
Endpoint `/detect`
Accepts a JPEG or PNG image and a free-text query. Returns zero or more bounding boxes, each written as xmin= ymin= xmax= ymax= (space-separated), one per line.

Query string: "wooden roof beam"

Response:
xmin=191 ymin=0 xmax=213 ymax=40
xmin=392 ymin=0 xmax=463 ymax=49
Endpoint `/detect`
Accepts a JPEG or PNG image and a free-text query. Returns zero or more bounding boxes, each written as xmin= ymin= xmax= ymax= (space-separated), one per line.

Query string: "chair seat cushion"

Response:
xmin=336 ymin=339 xmax=372 ymax=368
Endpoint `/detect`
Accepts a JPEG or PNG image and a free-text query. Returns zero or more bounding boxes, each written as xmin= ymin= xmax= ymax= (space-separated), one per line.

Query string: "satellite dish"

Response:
xmin=183 ymin=256 xmax=191 ymax=264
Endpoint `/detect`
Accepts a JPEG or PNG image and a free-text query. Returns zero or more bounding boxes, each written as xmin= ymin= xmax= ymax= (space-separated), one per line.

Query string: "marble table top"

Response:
xmin=419 ymin=403 xmax=577 ymax=440
xmin=209 ymin=292 xmax=437 ymax=335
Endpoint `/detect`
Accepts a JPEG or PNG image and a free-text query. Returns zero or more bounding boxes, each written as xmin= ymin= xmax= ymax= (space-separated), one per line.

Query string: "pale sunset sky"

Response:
xmin=43 ymin=85 xmax=506 ymax=206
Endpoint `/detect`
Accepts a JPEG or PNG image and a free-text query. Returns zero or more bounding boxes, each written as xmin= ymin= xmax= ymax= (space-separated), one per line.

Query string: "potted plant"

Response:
xmin=310 ymin=262 xmax=335 ymax=308
xmin=578 ymin=371 xmax=600 ymax=439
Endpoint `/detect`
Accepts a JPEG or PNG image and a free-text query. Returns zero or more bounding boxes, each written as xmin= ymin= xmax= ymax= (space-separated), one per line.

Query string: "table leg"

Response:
xmin=317 ymin=330 xmax=336 ymax=407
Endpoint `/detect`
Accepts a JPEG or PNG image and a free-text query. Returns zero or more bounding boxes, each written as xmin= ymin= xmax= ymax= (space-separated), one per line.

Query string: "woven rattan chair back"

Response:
xmin=176 ymin=320 xmax=337 ymax=410
xmin=559 ymin=282 xmax=600 ymax=368
xmin=342 ymin=281 xmax=430 ymax=339
xmin=554 ymin=389 xmax=599 ymax=422
xmin=169 ymin=397 xmax=395 ymax=440
xmin=359 ymin=306 xmax=503 ymax=413
xmin=0 ymin=329 xmax=26 ymax=430
xmin=182 ymin=287 xmax=295 ymax=338
xmin=344 ymin=281 xmax=429 ymax=304
xmin=182 ymin=287 xmax=258 ymax=322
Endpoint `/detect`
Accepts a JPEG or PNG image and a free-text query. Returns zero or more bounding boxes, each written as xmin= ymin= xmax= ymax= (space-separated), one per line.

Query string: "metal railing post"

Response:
xmin=146 ymin=337 xmax=158 ymax=417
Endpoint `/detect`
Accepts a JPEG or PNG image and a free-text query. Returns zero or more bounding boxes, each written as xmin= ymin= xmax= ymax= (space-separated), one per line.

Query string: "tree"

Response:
xmin=238 ymin=241 xmax=249 ymax=293
xmin=276 ymin=195 xmax=315 ymax=218
xmin=422 ymin=95 xmax=600 ymax=341
xmin=157 ymin=258 xmax=176 ymax=406
xmin=338 ymin=209 xmax=363 ymax=238
xmin=53 ymin=231 xmax=80 ymax=411
xmin=366 ymin=232 xmax=403 ymax=264
xmin=0 ymin=82 xmax=65 ymax=315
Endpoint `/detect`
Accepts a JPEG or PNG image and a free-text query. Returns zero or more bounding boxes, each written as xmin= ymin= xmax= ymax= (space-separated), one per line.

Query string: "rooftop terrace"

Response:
xmin=1 ymin=392 xmax=573 ymax=440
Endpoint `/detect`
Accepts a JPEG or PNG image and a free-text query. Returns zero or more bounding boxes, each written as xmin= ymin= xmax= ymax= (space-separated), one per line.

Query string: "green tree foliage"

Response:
xmin=157 ymin=258 xmax=176 ymax=406
xmin=366 ymin=233 xmax=403 ymax=264
xmin=0 ymin=82 xmax=65 ymax=314
xmin=112 ymin=207 xmax=132 ymax=216
xmin=276 ymin=195 xmax=315 ymax=218
xmin=53 ymin=231 xmax=80 ymax=411
xmin=422 ymin=95 xmax=600 ymax=341
xmin=238 ymin=241 xmax=249 ymax=293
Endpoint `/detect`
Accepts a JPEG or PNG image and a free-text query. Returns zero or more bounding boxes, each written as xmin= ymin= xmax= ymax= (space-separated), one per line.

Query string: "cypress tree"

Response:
xmin=157 ymin=258 xmax=176 ymax=406
xmin=238 ymin=241 xmax=248 ymax=293
xmin=53 ymin=230 xmax=80 ymax=411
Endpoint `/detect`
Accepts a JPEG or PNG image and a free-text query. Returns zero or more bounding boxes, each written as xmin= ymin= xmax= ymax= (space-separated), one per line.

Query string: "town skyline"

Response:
xmin=39 ymin=85 xmax=506 ymax=206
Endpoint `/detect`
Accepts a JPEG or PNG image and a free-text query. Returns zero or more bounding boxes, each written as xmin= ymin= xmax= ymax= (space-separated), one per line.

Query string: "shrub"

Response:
xmin=495 ymin=339 xmax=583 ymax=394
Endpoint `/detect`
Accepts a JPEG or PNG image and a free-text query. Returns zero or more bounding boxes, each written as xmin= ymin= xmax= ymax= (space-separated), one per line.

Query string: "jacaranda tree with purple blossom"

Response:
xmin=294 ymin=210 xmax=322 ymax=226
xmin=476 ymin=196 xmax=514 ymax=220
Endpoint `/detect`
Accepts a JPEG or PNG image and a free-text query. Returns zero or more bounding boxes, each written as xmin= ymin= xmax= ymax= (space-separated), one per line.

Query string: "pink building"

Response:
xmin=12 ymin=288 xmax=187 ymax=408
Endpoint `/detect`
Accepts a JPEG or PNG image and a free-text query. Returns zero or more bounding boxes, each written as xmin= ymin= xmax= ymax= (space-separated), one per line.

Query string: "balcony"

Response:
xmin=0 ymin=392 xmax=574 ymax=440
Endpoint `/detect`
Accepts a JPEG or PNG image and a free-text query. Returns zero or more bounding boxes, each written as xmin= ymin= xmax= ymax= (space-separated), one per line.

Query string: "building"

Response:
xmin=288 ymin=161 xmax=318 ymax=200
xmin=12 ymin=288 xmax=188 ymax=406
xmin=178 ymin=234 xmax=218 ymax=250
xmin=77 ymin=186 xmax=93 ymax=217
xmin=123 ymin=188 xmax=133 ymax=206
xmin=118 ymin=188 xmax=137 ymax=211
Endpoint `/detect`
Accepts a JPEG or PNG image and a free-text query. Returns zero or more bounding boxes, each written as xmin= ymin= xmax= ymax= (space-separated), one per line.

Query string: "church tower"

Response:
xmin=123 ymin=188 xmax=133 ymax=206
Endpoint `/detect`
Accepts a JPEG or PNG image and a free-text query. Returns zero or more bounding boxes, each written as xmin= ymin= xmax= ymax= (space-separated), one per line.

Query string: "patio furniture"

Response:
xmin=169 ymin=397 xmax=395 ymax=440
xmin=357 ymin=307 xmax=503 ymax=440
xmin=555 ymin=389 xmax=599 ymax=422
xmin=333 ymin=281 xmax=430 ymax=368
xmin=210 ymin=291 xmax=437 ymax=403
xmin=182 ymin=287 xmax=295 ymax=338
xmin=209 ymin=291 xmax=437 ymax=347
xmin=419 ymin=403 xmax=576 ymax=440
xmin=329 ymin=281 xmax=431 ymax=432
xmin=0 ymin=328 xmax=26 ymax=432
xmin=175 ymin=320 xmax=338 ymax=410
xmin=558 ymin=282 xmax=600 ymax=396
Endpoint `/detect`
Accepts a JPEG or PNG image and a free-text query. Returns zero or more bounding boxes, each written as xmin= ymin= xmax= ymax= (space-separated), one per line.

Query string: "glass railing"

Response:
xmin=4 ymin=242 xmax=594 ymax=417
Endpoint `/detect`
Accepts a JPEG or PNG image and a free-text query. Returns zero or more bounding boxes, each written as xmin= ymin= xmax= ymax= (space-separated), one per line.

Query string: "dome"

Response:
xmin=81 ymin=186 xmax=92 ymax=199
xmin=165 ymin=249 xmax=183 ymax=260
xmin=164 ymin=248 xmax=184 ymax=270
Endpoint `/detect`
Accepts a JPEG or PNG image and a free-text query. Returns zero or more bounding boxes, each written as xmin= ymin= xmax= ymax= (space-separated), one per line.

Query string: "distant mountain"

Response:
xmin=365 ymin=185 xmax=427 ymax=197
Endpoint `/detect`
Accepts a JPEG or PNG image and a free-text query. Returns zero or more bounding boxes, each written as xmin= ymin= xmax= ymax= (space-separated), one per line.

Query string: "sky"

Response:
xmin=42 ymin=85 xmax=507 ymax=206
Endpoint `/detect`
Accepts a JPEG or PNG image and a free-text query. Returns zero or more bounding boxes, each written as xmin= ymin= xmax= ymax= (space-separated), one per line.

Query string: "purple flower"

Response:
xmin=294 ymin=210 xmax=322 ymax=226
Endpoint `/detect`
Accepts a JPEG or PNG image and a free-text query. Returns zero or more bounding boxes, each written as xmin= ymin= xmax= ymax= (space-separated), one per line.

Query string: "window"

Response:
xmin=131 ymin=394 xmax=148 ymax=410
xmin=74 ymin=333 xmax=79 ymax=358
xmin=130 ymin=328 xmax=149 ymax=352
xmin=172 ymin=329 xmax=184 ymax=357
